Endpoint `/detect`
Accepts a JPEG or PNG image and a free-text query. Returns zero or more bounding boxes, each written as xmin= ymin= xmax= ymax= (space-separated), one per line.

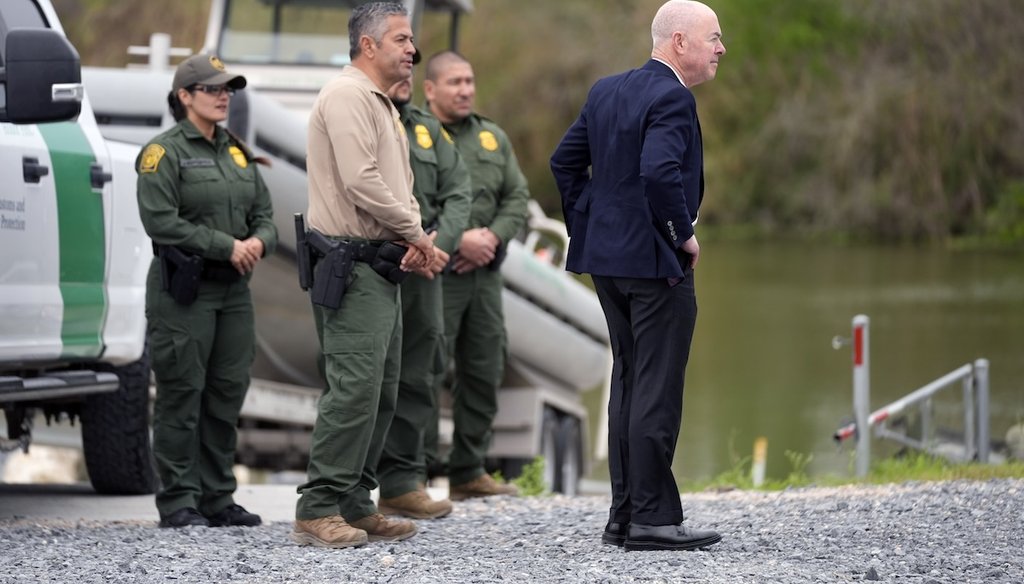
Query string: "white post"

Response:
xmin=148 ymin=33 xmax=172 ymax=72
xmin=853 ymin=315 xmax=870 ymax=477
xmin=974 ymin=359 xmax=990 ymax=463
xmin=962 ymin=375 xmax=975 ymax=461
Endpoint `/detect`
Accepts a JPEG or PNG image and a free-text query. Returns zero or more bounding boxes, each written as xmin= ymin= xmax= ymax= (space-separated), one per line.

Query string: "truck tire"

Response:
xmin=81 ymin=350 xmax=158 ymax=495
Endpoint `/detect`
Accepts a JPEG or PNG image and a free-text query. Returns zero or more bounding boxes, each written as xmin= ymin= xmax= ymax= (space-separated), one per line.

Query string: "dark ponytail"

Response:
xmin=167 ymin=90 xmax=187 ymax=122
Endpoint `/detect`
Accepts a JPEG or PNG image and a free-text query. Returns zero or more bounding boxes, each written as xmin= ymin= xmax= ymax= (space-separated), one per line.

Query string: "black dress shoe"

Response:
xmin=624 ymin=522 xmax=722 ymax=551
xmin=206 ymin=504 xmax=262 ymax=527
xmin=159 ymin=507 xmax=210 ymax=528
xmin=602 ymin=521 xmax=629 ymax=547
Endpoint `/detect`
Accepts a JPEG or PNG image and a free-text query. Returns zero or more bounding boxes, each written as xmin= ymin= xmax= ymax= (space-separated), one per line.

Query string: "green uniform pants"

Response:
xmin=147 ymin=262 xmax=254 ymax=518
xmin=435 ymin=268 xmax=507 ymax=486
xmin=377 ymin=274 xmax=445 ymax=498
xmin=296 ymin=262 xmax=402 ymax=522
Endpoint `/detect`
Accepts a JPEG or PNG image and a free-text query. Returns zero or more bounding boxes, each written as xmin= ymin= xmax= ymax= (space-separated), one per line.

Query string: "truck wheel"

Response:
xmin=556 ymin=416 xmax=581 ymax=496
xmin=81 ymin=350 xmax=158 ymax=495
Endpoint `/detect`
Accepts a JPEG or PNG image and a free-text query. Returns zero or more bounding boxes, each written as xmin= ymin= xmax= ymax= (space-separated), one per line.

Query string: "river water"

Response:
xmin=582 ymin=242 xmax=1024 ymax=483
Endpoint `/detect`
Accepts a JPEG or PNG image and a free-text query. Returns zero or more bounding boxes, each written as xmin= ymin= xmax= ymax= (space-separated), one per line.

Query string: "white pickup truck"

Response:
xmin=0 ymin=0 xmax=156 ymax=494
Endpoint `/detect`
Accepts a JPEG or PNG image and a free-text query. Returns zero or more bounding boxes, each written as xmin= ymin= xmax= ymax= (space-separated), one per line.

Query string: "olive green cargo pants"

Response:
xmin=431 ymin=268 xmax=507 ymax=487
xmin=377 ymin=274 xmax=445 ymax=498
xmin=296 ymin=262 xmax=402 ymax=522
xmin=148 ymin=263 xmax=254 ymax=518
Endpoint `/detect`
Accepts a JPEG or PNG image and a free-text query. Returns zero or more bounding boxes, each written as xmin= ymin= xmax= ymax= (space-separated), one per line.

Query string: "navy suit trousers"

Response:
xmin=593 ymin=271 xmax=696 ymax=526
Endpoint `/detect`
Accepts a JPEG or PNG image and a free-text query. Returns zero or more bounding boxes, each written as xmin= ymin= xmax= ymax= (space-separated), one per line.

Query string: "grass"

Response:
xmin=510 ymin=456 xmax=548 ymax=497
xmin=680 ymin=451 xmax=1024 ymax=493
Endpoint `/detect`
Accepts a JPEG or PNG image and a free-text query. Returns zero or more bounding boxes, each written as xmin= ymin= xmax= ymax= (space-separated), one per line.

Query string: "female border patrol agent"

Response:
xmin=137 ymin=54 xmax=277 ymax=528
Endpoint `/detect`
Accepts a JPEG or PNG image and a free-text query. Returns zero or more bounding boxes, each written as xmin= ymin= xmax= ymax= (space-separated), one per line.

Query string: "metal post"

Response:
xmin=921 ymin=397 xmax=933 ymax=450
xmin=962 ymin=375 xmax=975 ymax=461
xmin=149 ymin=33 xmax=172 ymax=71
xmin=974 ymin=359 xmax=990 ymax=463
xmin=853 ymin=315 xmax=870 ymax=477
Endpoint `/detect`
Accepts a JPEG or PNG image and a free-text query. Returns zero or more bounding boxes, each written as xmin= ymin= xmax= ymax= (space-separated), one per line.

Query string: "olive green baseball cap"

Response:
xmin=172 ymin=54 xmax=247 ymax=92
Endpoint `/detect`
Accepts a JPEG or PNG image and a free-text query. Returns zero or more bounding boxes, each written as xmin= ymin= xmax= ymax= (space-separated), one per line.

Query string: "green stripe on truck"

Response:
xmin=38 ymin=122 xmax=107 ymax=359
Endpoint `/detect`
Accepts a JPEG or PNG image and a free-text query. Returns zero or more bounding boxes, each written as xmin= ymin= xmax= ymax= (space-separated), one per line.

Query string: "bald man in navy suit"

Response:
xmin=550 ymin=0 xmax=726 ymax=552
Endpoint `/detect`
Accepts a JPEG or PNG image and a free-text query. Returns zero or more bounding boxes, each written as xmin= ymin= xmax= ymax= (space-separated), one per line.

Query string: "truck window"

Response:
xmin=0 ymin=0 xmax=49 ymax=64
xmin=218 ymin=0 xmax=352 ymax=66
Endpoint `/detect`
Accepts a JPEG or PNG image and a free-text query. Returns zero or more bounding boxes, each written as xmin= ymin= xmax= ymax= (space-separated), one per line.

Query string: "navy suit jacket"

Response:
xmin=550 ymin=59 xmax=703 ymax=279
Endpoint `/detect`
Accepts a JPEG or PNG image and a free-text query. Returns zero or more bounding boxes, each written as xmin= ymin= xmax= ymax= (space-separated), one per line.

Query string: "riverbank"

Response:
xmin=0 ymin=478 xmax=1019 ymax=583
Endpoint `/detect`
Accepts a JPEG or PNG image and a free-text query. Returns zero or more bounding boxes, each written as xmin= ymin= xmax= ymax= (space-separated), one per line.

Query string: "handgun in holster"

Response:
xmin=155 ymin=244 xmax=203 ymax=306
xmin=294 ymin=213 xmax=356 ymax=310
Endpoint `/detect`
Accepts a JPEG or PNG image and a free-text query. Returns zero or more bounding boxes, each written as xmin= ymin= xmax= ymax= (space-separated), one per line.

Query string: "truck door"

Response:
xmin=0 ymin=122 xmax=64 ymax=362
xmin=0 ymin=0 xmax=107 ymax=361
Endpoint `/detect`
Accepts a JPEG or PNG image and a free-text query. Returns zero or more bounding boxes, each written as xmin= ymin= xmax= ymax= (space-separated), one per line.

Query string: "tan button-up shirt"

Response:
xmin=306 ymin=66 xmax=424 ymax=243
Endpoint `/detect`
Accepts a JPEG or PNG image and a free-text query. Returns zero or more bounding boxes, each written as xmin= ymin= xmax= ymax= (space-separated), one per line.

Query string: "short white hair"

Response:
xmin=651 ymin=0 xmax=713 ymax=48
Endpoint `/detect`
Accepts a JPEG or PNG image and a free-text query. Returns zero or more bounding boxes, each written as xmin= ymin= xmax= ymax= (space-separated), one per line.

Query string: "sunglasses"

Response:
xmin=191 ymin=84 xmax=236 ymax=97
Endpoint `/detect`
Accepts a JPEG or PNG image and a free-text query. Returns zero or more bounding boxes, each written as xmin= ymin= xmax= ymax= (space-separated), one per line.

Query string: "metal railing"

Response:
xmin=832 ymin=315 xmax=991 ymax=476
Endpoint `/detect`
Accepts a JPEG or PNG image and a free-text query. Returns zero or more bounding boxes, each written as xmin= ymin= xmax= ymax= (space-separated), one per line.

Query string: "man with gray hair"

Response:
xmin=292 ymin=1 xmax=435 ymax=549
xmin=551 ymin=0 xmax=725 ymax=551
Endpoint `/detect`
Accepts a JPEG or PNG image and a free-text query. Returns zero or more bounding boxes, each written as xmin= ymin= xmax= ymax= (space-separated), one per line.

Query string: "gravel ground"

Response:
xmin=0 ymin=479 xmax=1020 ymax=584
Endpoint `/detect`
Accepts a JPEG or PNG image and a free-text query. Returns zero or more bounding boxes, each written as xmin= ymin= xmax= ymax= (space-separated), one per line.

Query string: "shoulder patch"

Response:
xmin=229 ymin=145 xmax=249 ymax=168
xmin=414 ymin=124 xmax=433 ymax=150
xmin=139 ymin=144 xmax=166 ymax=174
xmin=479 ymin=130 xmax=499 ymax=152
xmin=441 ymin=128 xmax=454 ymax=145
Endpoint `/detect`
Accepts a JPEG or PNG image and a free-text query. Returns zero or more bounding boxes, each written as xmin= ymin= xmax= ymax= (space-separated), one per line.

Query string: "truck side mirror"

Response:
xmin=0 ymin=28 xmax=83 ymax=124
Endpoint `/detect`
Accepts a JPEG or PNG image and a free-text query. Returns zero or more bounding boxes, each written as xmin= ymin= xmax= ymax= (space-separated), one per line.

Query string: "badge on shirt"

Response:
xmin=414 ymin=124 xmax=433 ymax=150
xmin=479 ymin=130 xmax=498 ymax=152
xmin=441 ymin=128 xmax=454 ymax=145
xmin=229 ymin=145 xmax=249 ymax=168
xmin=139 ymin=144 xmax=165 ymax=174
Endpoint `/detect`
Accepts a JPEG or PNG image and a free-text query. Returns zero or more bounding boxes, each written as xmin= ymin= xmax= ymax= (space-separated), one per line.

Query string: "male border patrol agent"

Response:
xmin=291 ymin=2 xmax=437 ymax=549
xmin=376 ymin=54 xmax=472 ymax=519
xmin=423 ymin=50 xmax=530 ymax=500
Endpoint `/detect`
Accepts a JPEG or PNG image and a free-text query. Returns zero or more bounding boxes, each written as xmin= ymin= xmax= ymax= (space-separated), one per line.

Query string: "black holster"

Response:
xmin=310 ymin=234 xmax=355 ymax=310
xmin=156 ymin=244 xmax=203 ymax=305
xmin=369 ymin=241 xmax=410 ymax=285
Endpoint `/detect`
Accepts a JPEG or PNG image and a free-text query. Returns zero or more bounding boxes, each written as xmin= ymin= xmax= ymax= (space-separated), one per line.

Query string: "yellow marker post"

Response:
xmin=752 ymin=436 xmax=768 ymax=487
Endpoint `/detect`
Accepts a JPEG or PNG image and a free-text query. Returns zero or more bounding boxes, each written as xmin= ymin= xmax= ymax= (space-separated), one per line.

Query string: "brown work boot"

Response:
xmin=379 ymin=489 xmax=453 ymax=520
xmin=290 ymin=515 xmax=368 ymax=549
xmin=449 ymin=473 xmax=519 ymax=501
xmin=350 ymin=512 xmax=418 ymax=542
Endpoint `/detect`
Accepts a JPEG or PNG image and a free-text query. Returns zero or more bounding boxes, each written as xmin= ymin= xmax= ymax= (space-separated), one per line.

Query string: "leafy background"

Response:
xmin=54 ymin=0 xmax=1024 ymax=245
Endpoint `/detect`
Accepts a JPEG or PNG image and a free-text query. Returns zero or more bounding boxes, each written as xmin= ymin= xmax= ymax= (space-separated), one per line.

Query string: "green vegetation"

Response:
xmin=510 ymin=456 xmax=549 ymax=497
xmin=51 ymin=0 xmax=1024 ymax=245
xmin=681 ymin=451 xmax=1024 ymax=493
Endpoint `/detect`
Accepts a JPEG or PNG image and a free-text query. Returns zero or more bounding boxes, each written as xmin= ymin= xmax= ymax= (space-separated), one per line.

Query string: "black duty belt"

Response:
xmin=201 ymin=260 xmax=242 ymax=283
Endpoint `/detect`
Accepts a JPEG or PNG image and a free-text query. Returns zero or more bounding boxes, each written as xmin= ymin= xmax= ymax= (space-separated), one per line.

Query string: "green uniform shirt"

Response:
xmin=399 ymin=104 xmax=471 ymax=254
xmin=136 ymin=120 xmax=277 ymax=260
xmin=442 ymin=113 xmax=530 ymax=245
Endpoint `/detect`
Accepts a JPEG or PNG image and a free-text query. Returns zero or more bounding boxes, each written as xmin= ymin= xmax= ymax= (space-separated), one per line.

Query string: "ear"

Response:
xmin=178 ymin=88 xmax=193 ymax=106
xmin=673 ymin=31 xmax=687 ymax=54
xmin=423 ymin=79 xmax=436 ymax=101
xmin=360 ymin=35 xmax=376 ymax=59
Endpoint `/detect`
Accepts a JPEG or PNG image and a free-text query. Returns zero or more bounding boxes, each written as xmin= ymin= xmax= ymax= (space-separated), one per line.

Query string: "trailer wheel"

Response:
xmin=556 ymin=415 xmax=581 ymax=496
xmin=81 ymin=350 xmax=158 ymax=495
